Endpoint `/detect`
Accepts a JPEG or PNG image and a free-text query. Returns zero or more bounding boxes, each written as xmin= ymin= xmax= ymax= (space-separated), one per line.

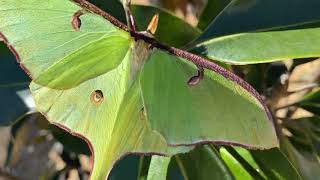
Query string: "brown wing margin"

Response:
xmin=72 ymin=0 xmax=278 ymax=138
xmin=1 ymin=0 xmax=277 ymax=136
xmin=133 ymin=38 xmax=277 ymax=140
xmin=72 ymin=0 xmax=129 ymax=31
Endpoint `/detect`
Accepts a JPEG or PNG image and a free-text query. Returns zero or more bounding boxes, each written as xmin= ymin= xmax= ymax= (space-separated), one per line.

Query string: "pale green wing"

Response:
xmin=140 ymin=49 xmax=278 ymax=149
xmin=0 ymin=0 xmax=131 ymax=89
xmin=30 ymin=50 xmax=190 ymax=179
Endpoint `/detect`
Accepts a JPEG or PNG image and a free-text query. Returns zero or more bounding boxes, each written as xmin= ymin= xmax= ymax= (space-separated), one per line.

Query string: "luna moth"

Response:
xmin=0 ymin=0 xmax=278 ymax=179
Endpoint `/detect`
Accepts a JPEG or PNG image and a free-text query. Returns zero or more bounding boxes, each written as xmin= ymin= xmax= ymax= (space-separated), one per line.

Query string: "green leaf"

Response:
xmin=132 ymin=5 xmax=201 ymax=47
xmin=196 ymin=0 xmax=320 ymax=42
xmin=141 ymin=49 xmax=278 ymax=148
xmin=250 ymin=149 xmax=302 ymax=180
xmin=146 ymin=156 xmax=171 ymax=180
xmin=284 ymin=116 xmax=320 ymax=156
xmin=192 ymin=28 xmax=320 ymax=65
xmin=225 ymin=147 xmax=302 ymax=180
xmin=298 ymin=88 xmax=320 ymax=116
xmin=281 ymin=118 xmax=320 ymax=180
xmin=225 ymin=147 xmax=266 ymax=179
xmin=232 ymin=148 xmax=267 ymax=178
xmin=197 ymin=0 xmax=232 ymax=30
xmin=220 ymin=147 xmax=253 ymax=180
xmin=175 ymin=145 xmax=234 ymax=180
xmin=281 ymin=137 xmax=320 ymax=180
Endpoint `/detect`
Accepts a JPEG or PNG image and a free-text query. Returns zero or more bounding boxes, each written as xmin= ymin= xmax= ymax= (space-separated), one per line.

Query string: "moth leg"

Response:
xmin=71 ymin=9 xmax=87 ymax=31
xmin=188 ymin=66 xmax=204 ymax=86
xmin=122 ymin=0 xmax=137 ymax=32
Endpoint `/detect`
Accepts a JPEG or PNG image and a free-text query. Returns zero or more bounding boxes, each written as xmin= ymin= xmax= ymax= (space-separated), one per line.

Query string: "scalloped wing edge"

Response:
xmin=1 ymin=30 xmax=278 ymax=180
xmin=0 ymin=32 xmax=32 ymax=77
xmin=0 ymin=0 xmax=279 ymax=179
xmin=0 ymin=0 xmax=279 ymax=149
